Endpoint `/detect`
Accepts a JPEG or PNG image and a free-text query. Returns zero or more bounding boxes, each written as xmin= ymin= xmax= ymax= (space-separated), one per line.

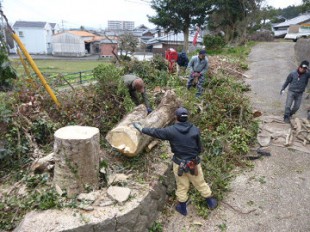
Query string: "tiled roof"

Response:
xmin=13 ymin=21 xmax=47 ymax=28
xmin=85 ymin=36 xmax=105 ymax=42
xmin=100 ymin=39 xmax=118 ymax=44
xmin=274 ymin=13 xmax=310 ymax=28
xmin=68 ymin=30 xmax=96 ymax=37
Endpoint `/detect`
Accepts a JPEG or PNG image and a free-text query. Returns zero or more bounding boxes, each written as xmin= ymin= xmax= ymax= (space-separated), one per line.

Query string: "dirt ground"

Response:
xmin=160 ymin=42 xmax=310 ymax=232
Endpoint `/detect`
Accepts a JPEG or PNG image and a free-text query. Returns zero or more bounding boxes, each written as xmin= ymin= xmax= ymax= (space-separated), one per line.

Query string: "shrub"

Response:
xmin=0 ymin=37 xmax=17 ymax=91
xmin=249 ymin=31 xmax=274 ymax=42
xmin=203 ymin=34 xmax=226 ymax=51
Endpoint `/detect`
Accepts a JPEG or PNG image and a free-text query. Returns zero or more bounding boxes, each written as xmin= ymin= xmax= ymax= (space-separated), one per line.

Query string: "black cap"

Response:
xmin=175 ymin=107 xmax=188 ymax=122
xmin=300 ymin=60 xmax=309 ymax=68
xmin=199 ymin=49 xmax=206 ymax=55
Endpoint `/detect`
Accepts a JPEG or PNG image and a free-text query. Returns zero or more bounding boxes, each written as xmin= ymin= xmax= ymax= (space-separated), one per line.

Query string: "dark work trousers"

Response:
xmin=187 ymin=73 xmax=205 ymax=97
xmin=284 ymin=90 xmax=303 ymax=117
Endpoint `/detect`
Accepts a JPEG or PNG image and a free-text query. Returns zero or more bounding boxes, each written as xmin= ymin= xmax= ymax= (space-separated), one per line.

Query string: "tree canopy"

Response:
xmin=207 ymin=0 xmax=262 ymax=41
xmin=148 ymin=0 xmax=212 ymax=51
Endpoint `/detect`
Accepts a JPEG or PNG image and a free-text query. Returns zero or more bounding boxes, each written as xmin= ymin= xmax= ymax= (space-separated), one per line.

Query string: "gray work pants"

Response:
xmin=284 ymin=90 xmax=303 ymax=117
xmin=187 ymin=73 xmax=205 ymax=97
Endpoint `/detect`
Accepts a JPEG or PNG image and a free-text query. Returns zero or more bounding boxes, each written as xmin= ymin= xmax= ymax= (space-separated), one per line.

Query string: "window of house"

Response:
xmin=18 ymin=31 xmax=24 ymax=37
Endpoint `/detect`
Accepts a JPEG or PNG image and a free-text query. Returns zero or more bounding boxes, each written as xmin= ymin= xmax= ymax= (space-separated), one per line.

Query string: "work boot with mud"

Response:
xmin=175 ymin=202 xmax=187 ymax=216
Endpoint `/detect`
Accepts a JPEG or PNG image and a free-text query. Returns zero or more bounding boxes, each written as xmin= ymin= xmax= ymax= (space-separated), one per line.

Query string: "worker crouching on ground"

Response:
xmin=123 ymin=74 xmax=152 ymax=114
xmin=187 ymin=49 xmax=208 ymax=97
xmin=133 ymin=107 xmax=217 ymax=216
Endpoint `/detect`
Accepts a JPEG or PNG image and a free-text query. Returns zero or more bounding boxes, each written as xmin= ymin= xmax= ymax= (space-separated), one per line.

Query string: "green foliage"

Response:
xmin=121 ymin=58 xmax=171 ymax=88
xmin=0 ymin=42 xmax=259 ymax=229
xmin=220 ymin=41 xmax=256 ymax=62
xmin=0 ymin=171 xmax=78 ymax=231
xmin=0 ymin=35 xmax=17 ymax=91
xmin=149 ymin=0 xmax=212 ymax=50
xmin=151 ymin=54 xmax=167 ymax=71
xmin=149 ymin=221 xmax=163 ymax=232
xmin=207 ymin=0 xmax=260 ymax=41
xmin=149 ymin=0 xmax=211 ymax=32
xmin=228 ymin=126 xmax=253 ymax=154
xmin=203 ymin=34 xmax=226 ymax=51
xmin=93 ymin=63 xmax=122 ymax=89
xmin=30 ymin=118 xmax=58 ymax=145
xmin=217 ymin=223 xmax=228 ymax=231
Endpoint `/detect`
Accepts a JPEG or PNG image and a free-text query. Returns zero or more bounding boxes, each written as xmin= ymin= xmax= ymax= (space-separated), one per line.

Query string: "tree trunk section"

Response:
xmin=53 ymin=125 xmax=100 ymax=197
xmin=106 ymin=90 xmax=181 ymax=157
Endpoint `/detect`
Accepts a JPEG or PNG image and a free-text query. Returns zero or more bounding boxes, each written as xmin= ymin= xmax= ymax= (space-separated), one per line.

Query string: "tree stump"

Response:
xmin=53 ymin=125 xmax=100 ymax=197
xmin=106 ymin=90 xmax=181 ymax=157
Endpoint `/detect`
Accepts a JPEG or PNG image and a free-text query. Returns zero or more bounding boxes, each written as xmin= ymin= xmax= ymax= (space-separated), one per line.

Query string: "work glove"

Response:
xmin=147 ymin=108 xmax=153 ymax=114
xmin=133 ymin=122 xmax=143 ymax=132
xmin=280 ymin=89 xmax=285 ymax=95
xmin=193 ymin=72 xmax=200 ymax=77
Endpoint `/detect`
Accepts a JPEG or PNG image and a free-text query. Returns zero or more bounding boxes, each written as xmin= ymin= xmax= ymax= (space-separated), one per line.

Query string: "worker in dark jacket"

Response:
xmin=123 ymin=74 xmax=152 ymax=114
xmin=133 ymin=107 xmax=217 ymax=216
xmin=281 ymin=60 xmax=310 ymax=123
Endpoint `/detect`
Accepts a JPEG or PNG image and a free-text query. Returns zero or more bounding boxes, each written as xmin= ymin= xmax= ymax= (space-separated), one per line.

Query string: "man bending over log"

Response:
xmin=133 ymin=107 xmax=217 ymax=216
xmin=123 ymin=74 xmax=152 ymax=114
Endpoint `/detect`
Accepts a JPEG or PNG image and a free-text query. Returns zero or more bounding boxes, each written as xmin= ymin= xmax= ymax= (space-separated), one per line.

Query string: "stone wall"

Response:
xmin=294 ymin=38 xmax=310 ymax=64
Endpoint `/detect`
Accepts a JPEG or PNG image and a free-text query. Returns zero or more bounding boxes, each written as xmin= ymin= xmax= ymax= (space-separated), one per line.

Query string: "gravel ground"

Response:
xmin=160 ymin=42 xmax=310 ymax=232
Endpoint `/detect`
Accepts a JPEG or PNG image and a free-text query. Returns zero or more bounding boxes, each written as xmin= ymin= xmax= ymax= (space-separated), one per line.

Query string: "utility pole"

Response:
xmin=62 ymin=19 xmax=65 ymax=31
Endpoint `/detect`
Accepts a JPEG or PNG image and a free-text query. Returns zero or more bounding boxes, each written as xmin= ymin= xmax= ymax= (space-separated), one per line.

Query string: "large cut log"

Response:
xmin=106 ymin=90 xmax=181 ymax=157
xmin=53 ymin=125 xmax=100 ymax=197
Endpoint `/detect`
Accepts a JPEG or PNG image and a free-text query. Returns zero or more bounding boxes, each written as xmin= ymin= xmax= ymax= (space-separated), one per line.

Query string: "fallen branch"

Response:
xmin=222 ymin=201 xmax=257 ymax=214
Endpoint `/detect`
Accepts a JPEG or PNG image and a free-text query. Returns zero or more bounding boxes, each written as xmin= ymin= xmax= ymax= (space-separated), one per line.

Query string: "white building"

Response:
xmin=12 ymin=21 xmax=60 ymax=54
xmin=107 ymin=20 xmax=135 ymax=31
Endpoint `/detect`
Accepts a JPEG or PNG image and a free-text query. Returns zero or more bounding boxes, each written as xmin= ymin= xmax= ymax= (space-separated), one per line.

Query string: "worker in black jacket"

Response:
xmin=133 ymin=107 xmax=217 ymax=216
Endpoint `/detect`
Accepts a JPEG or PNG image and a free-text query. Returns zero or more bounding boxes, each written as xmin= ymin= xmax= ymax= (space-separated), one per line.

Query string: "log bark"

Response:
xmin=53 ymin=125 xmax=100 ymax=197
xmin=106 ymin=90 xmax=181 ymax=157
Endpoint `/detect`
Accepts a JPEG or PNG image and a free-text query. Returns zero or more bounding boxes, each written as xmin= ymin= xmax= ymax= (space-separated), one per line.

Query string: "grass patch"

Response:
xmin=11 ymin=59 xmax=106 ymax=76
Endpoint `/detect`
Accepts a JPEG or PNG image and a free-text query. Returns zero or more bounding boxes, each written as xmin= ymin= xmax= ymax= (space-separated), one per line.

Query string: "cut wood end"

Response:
xmin=106 ymin=126 xmax=139 ymax=156
xmin=55 ymin=125 xmax=99 ymax=140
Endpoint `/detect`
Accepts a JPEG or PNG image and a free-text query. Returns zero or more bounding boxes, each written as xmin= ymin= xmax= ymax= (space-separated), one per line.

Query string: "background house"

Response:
xmin=146 ymin=32 xmax=203 ymax=55
xmin=52 ymin=32 xmax=85 ymax=57
xmin=99 ymin=39 xmax=118 ymax=57
xmin=51 ymin=30 xmax=104 ymax=57
xmin=273 ymin=13 xmax=310 ymax=38
xmin=13 ymin=21 xmax=59 ymax=54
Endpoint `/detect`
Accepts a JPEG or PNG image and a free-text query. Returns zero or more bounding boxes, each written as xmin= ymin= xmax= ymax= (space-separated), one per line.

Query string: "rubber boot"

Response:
xmin=206 ymin=197 xmax=218 ymax=210
xmin=175 ymin=201 xmax=187 ymax=216
xmin=284 ymin=115 xmax=290 ymax=123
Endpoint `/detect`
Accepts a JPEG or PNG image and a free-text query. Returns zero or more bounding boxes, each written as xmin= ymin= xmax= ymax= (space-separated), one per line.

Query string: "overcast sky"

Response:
xmin=1 ymin=0 xmax=304 ymax=30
